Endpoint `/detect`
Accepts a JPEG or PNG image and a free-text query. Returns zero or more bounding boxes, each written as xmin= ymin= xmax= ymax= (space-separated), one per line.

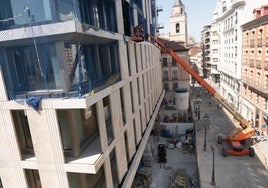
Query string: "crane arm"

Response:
xmin=147 ymin=34 xmax=250 ymax=129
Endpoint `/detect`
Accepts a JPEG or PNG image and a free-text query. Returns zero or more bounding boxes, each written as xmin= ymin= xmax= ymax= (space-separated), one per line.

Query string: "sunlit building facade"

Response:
xmin=0 ymin=0 xmax=163 ymax=187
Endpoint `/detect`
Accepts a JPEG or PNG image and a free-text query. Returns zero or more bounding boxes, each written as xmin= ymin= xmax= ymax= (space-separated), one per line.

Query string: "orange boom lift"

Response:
xmin=136 ymin=33 xmax=255 ymax=157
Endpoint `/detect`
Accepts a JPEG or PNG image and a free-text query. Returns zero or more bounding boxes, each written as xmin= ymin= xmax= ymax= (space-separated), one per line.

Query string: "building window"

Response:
xmin=68 ymin=166 xmax=105 ymax=187
xmin=172 ymin=70 xmax=178 ymax=80
xmin=163 ymin=71 xmax=168 ymax=80
xmin=3 ymin=44 xmax=61 ymax=95
xmin=12 ymin=110 xmax=35 ymax=156
xmin=176 ymin=23 xmax=180 ymax=33
xmin=24 ymin=169 xmax=42 ymax=188
xmin=172 ymin=58 xmax=177 ymax=66
xmin=162 ymin=58 xmax=167 ymax=66
xmin=164 ymin=83 xmax=169 ymax=91
xmin=57 ymin=106 xmax=100 ymax=157
xmin=0 ymin=176 xmax=3 ymax=188
xmin=173 ymin=83 xmax=178 ymax=90
xmin=80 ymin=0 xmax=117 ymax=32
xmin=0 ymin=0 xmax=53 ymax=30
xmin=222 ymin=1 xmax=226 ymax=12
xmin=67 ymin=42 xmax=120 ymax=94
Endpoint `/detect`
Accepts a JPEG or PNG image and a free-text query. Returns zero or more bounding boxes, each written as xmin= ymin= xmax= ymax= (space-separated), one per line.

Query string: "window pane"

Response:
xmin=10 ymin=0 xmax=52 ymax=25
xmin=58 ymin=0 xmax=81 ymax=21
xmin=4 ymin=44 xmax=61 ymax=95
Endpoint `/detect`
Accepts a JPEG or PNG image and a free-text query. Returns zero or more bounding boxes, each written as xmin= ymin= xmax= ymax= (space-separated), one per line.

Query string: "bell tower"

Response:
xmin=169 ymin=0 xmax=187 ymax=45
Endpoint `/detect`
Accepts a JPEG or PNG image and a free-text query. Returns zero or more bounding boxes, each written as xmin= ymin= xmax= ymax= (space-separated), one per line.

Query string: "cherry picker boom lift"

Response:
xmin=142 ymin=33 xmax=255 ymax=157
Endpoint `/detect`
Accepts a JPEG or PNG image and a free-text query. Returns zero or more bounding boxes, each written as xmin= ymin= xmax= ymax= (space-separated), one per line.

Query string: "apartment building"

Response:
xmin=158 ymin=0 xmax=190 ymax=103
xmin=160 ymin=38 xmax=190 ymax=102
xmin=241 ymin=5 xmax=268 ymax=134
xmin=201 ymin=25 xmax=211 ymax=78
xmin=210 ymin=13 xmax=220 ymax=83
xmin=0 ymin=1 xmax=163 ymax=188
xmin=213 ymin=0 xmax=268 ymax=113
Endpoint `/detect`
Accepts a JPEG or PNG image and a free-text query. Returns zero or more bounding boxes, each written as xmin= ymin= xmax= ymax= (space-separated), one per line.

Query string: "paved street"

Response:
xmin=192 ymin=84 xmax=268 ymax=188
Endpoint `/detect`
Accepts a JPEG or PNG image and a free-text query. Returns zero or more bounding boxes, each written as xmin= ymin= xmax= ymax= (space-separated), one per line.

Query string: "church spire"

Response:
xmin=173 ymin=0 xmax=184 ymax=7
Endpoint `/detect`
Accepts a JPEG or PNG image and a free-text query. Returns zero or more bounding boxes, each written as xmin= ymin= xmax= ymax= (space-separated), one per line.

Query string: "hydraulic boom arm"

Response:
xmin=147 ymin=34 xmax=251 ymax=131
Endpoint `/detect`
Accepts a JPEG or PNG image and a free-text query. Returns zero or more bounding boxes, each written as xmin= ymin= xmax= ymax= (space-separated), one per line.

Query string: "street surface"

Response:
xmin=193 ymin=83 xmax=268 ymax=188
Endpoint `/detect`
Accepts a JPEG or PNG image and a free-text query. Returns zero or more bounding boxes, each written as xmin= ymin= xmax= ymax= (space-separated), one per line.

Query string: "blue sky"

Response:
xmin=157 ymin=0 xmax=216 ymax=42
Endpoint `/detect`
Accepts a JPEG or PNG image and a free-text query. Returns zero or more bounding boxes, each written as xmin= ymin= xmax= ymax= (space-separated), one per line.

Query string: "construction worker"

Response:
xmin=133 ymin=25 xmax=144 ymax=40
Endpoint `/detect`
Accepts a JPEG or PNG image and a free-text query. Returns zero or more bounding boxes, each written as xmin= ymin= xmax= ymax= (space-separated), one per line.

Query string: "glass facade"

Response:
xmin=0 ymin=0 xmax=116 ymax=32
xmin=3 ymin=44 xmax=61 ymax=95
xmin=0 ymin=41 xmax=120 ymax=99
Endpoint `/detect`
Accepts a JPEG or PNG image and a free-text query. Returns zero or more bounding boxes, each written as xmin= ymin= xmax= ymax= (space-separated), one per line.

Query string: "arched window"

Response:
xmin=176 ymin=23 xmax=180 ymax=33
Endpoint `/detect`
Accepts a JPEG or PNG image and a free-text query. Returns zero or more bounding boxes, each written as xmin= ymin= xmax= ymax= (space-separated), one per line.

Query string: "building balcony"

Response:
xmin=242 ymin=78 xmax=268 ymax=94
xmin=256 ymin=63 xmax=262 ymax=69
xmin=257 ymin=38 xmax=263 ymax=47
xmin=265 ymin=64 xmax=268 ymax=71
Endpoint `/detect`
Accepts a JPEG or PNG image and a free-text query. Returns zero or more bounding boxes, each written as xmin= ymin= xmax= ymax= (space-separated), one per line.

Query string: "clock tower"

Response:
xmin=169 ymin=0 xmax=188 ymax=45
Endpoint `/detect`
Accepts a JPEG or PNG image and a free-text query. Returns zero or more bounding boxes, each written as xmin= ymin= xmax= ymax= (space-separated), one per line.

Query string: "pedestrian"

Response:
xmin=209 ymin=101 xmax=212 ymax=106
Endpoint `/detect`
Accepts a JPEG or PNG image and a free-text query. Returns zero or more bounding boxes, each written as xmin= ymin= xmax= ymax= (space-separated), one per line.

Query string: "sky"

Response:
xmin=157 ymin=0 xmax=216 ymax=42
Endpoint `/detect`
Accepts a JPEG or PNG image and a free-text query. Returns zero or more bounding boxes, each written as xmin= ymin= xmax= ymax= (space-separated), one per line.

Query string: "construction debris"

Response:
xmin=170 ymin=168 xmax=188 ymax=188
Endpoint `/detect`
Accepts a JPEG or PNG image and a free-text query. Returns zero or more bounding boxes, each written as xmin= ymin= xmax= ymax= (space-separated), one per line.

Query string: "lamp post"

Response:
xmin=211 ymin=146 xmax=216 ymax=185
xmin=203 ymin=123 xmax=207 ymax=151
xmin=204 ymin=113 xmax=210 ymax=129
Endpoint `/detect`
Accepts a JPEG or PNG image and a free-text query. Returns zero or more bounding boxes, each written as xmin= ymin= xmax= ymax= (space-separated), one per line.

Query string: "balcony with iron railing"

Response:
xmin=250 ymin=39 xmax=255 ymax=48
xmin=249 ymin=60 xmax=254 ymax=68
xmin=257 ymin=38 xmax=263 ymax=47
xmin=242 ymin=78 xmax=268 ymax=94
xmin=256 ymin=62 xmax=262 ymax=69
xmin=265 ymin=63 xmax=268 ymax=71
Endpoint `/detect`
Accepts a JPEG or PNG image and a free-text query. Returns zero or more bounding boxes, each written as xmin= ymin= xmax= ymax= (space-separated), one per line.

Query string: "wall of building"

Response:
xmin=0 ymin=0 xmax=163 ymax=187
xmin=241 ymin=7 xmax=268 ymax=134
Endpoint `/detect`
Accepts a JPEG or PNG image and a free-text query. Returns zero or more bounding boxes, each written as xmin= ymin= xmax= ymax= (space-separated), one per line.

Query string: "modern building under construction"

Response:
xmin=0 ymin=0 xmax=164 ymax=187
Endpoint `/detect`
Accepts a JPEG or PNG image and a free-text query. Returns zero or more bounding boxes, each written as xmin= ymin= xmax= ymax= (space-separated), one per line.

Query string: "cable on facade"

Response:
xmin=0 ymin=7 xmax=30 ymax=23
xmin=23 ymin=0 xmax=49 ymax=94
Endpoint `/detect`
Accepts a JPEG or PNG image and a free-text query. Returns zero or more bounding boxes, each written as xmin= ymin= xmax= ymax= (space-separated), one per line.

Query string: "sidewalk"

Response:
xmin=191 ymin=85 xmax=268 ymax=188
xmin=204 ymin=78 xmax=268 ymax=170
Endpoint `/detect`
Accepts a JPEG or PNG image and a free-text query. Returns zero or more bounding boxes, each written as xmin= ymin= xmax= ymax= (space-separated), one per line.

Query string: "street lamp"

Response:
xmin=204 ymin=113 xmax=210 ymax=129
xmin=203 ymin=123 xmax=207 ymax=151
xmin=197 ymin=104 xmax=201 ymax=120
xmin=211 ymin=146 xmax=216 ymax=185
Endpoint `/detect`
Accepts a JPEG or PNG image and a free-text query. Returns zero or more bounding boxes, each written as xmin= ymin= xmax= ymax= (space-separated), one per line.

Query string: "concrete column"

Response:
xmin=140 ymin=45 xmax=145 ymax=70
xmin=0 ymin=168 xmax=27 ymax=188
xmin=118 ymin=41 xmax=129 ymax=80
xmin=135 ymin=44 xmax=142 ymax=73
xmin=134 ymin=113 xmax=142 ymax=144
xmin=138 ymin=76 xmax=144 ymax=102
xmin=0 ymin=109 xmax=27 ymax=188
xmin=131 ymin=78 xmax=139 ymax=112
xmin=96 ymin=100 xmax=109 ymax=151
xmin=122 ymin=84 xmax=136 ymax=160
xmin=26 ymin=108 xmax=68 ymax=188
xmin=109 ymin=90 xmax=123 ymax=136
xmin=128 ymin=42 xmax=137 ymax=76
xmin=115 ymin=134 xmax=128 ymax=183
xmin=55 ymin=42 xmax=70 ymax=93
xmin=115 ymin=0 xmax=124 ymax=34
xmin=96 ymin=100 xmax=113 ymax=187
xmin=122 ymin=84 xmax=132 ymax=122
xmin=133 ymin=7 xmax=138 ymax=27
xmin=140 ymin=106 xmax=146 ymax=133
xmin=103 ymin=160 xmax=113 ymax=188
xmin=0 ymin=66 xmax=8 ymax=101
xmin=126 ymin=121 xmax=136 ymax=160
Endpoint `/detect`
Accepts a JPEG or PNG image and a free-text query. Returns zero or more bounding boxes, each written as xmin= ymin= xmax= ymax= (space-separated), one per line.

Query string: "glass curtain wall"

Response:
xmin=3 ymin=44 xmax=61 ymax=95
xmin=0 ymin=0 xmax=116 ymax=32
